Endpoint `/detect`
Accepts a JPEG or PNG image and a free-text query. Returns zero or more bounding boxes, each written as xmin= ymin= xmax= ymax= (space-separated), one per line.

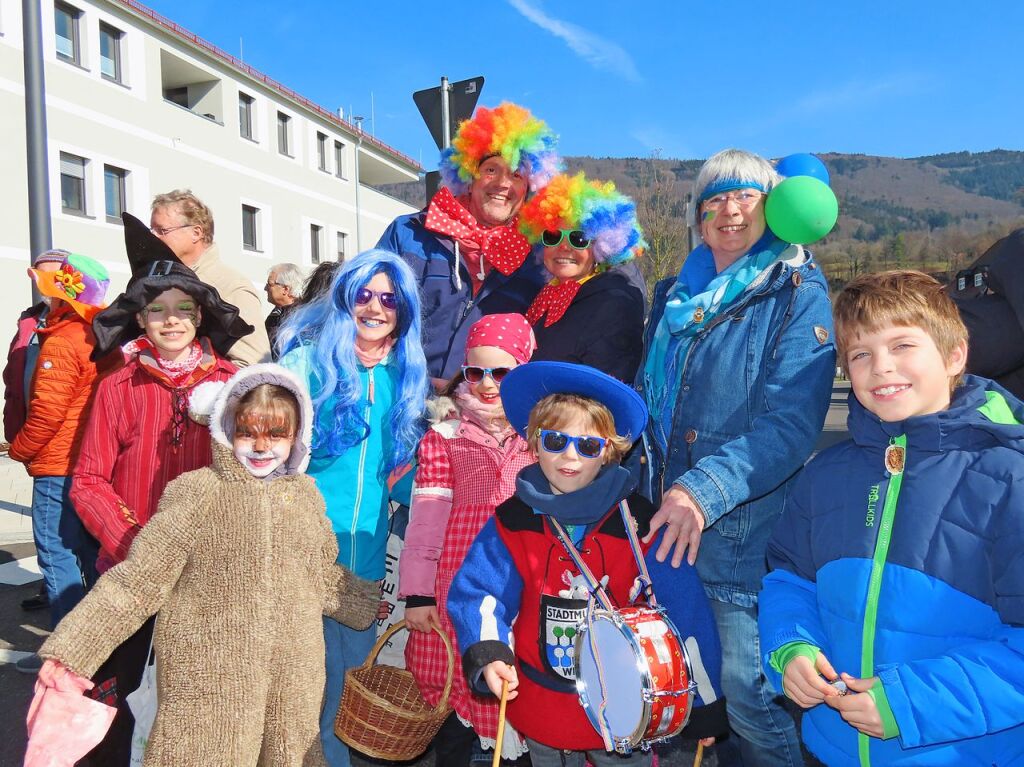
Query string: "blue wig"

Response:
xmin=276 ymin=249 xmax=428 ymax=473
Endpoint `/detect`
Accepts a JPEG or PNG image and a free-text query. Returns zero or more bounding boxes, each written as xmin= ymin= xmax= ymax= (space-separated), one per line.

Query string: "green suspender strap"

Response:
xmin=858 ymin=434 xmax=907 ymax=767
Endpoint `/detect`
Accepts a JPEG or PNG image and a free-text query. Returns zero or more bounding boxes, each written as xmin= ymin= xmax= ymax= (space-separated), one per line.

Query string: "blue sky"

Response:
xmin=144 ymin=0 xmax=1023 ymax=168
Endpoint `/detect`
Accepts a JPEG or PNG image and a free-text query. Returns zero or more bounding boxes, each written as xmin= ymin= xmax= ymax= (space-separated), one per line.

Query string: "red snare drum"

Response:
xmin=575 ymin=606 xmax=694 ymax=754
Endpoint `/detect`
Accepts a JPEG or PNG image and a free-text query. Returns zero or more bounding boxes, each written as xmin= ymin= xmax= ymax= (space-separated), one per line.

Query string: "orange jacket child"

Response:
xmin=10 ymin=253 xmax=109 ymax=632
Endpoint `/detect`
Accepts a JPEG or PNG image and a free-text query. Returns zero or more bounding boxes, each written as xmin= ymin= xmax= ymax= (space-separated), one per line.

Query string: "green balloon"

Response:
xmin=764 ymin=176 xmax=839 ymax=245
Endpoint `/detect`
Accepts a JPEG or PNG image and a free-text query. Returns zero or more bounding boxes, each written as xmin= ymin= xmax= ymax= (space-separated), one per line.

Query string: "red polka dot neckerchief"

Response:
xmin=423 ymin=187 xmax=531 ymax=282
xmin=526 ymin=272 xmax=599 ymax=328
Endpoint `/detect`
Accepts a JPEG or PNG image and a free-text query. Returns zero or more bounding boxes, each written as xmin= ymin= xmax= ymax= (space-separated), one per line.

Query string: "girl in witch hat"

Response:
xmin=67 ymin=212 xmax=252 ymax=766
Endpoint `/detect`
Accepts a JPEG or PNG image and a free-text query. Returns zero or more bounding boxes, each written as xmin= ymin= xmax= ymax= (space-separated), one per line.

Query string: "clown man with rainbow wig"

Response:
xmin=518 ymin=172 xmax=648 ymax=382
xmin=376 ymin=102 xmax=562 ymax=384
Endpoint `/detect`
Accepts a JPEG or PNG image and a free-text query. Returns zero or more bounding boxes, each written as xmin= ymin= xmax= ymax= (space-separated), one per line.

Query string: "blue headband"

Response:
xmin=696 ymin=177 xmax=767 ymax=205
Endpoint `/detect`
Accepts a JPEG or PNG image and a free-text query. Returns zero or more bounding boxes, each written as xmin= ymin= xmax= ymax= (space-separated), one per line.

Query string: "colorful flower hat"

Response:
xmin=438 ymin=102 xmax=562 ymax=195
xmin=518 ymin=172 xmax=647 ymax=268
xmin=29 ymin=253 xmax=109 ymax=322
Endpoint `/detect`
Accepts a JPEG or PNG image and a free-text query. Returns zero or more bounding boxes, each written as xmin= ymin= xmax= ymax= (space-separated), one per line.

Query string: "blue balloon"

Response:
xmin=776 ymin=153 xmax=830 ymax=186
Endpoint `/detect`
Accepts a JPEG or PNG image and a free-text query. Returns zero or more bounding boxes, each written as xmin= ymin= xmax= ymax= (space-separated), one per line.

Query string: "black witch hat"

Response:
xmin=91 ymin=213 xmax=254 ymax=359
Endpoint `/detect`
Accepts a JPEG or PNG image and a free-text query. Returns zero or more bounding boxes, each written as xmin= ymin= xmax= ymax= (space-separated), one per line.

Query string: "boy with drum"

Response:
xmin=760 ymin=271 xmax=1024 ymax=766
xmin=448 ymin=362 xmax=727 ymax=765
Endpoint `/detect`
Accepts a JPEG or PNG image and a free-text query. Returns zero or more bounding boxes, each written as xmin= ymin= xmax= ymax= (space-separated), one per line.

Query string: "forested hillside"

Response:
xmin=375 ymin=150 xmax=1024 ymax=290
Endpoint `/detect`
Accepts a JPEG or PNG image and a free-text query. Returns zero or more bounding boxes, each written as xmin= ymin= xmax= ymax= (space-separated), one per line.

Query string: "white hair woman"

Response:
xmin=637 ymin=148 xmax=837 ymax=767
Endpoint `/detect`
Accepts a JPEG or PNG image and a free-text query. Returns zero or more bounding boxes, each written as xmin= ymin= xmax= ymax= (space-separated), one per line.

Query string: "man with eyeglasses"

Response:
xmin=376 ymin=103 xmax=559 ymax=386
xmin=263 ymin=263 xmax=303 ymax=359
xmin=149 ymin=189 xmax=269 ymax=366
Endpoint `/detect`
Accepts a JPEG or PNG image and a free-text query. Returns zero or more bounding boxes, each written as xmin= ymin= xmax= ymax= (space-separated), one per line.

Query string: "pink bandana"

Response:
xmin=465 ymin=313 xmax=536 ymax=364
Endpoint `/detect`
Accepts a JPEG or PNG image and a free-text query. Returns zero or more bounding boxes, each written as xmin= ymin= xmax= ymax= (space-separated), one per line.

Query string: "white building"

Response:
xmin=0 ymin=0 xmax=419 ymax=341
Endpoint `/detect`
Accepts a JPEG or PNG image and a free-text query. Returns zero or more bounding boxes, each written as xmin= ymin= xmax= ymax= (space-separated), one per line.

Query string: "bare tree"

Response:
xmin=633 ymin=152 xmax=689 ymax=289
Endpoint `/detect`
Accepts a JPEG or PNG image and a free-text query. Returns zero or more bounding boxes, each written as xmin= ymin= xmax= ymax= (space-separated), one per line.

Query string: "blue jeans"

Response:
xmin=320 ymin=616 xmax=376 ymax=767
xmin=31 ymin=476 xmax=97 ymax=626
xmin=710 ymin=599 xmax=804 ymax=767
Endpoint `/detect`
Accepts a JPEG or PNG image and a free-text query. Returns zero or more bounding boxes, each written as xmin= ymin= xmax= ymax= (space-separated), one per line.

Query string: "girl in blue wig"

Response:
xmin=278 ymin=249 xmax=428 ymax=767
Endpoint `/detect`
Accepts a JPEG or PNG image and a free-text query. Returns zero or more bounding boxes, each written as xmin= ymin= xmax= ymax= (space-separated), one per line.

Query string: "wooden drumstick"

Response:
xmin=492 ymin=679 xmax=509 ymax=767
xmin=693 ymin=741 xmax=704 ymax=767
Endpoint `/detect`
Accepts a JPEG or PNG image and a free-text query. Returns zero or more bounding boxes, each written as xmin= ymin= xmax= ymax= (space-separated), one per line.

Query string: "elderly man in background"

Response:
xmin=264 ymin=263 xmax=303 ymax=360
xmin=149 ymin=189 xmax=269 ymax=365
xmin=376 ymin=102 xmax=560 ymax=384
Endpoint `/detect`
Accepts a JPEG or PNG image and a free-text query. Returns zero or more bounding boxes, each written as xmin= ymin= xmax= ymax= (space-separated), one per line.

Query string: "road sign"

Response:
xmin=413 ymin=76 xmax=484 ymax=151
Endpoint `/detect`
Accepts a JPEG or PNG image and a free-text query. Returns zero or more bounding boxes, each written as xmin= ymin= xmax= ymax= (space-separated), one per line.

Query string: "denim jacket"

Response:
xmin=635 ymin=246 xmax=836 ymax=605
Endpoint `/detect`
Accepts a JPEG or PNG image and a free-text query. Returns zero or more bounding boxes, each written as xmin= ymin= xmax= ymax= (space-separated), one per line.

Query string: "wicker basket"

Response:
xmin=334 ymin=619 xmax=454 ymax=761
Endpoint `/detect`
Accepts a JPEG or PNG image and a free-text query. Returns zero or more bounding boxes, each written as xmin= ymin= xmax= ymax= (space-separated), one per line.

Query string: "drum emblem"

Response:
xmin=541 ymin=594 xmax=588 ymax=682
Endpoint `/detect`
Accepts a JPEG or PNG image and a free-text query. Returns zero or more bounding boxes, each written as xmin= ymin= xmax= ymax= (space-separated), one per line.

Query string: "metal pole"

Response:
xmin=440 ymin=76 xmax=451 ymax=148
xmin=353 ymin=116 xmax=363 ymax=253
xmin=22 ymin=0 xmax=52 ymax=286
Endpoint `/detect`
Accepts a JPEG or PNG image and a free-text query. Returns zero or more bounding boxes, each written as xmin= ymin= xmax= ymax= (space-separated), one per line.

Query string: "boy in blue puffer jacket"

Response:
xmin=759 ymin=270 xmax=1024 ymax=766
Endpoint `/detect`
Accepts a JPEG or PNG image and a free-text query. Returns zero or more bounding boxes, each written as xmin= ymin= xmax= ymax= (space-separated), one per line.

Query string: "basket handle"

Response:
xmin=362 ymin=619 xmax=456 ymax=712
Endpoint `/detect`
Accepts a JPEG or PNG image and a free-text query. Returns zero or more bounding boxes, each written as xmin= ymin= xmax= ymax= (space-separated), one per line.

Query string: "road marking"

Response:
xmin=0 ymin=556 xmax=42 ymax=586
xmin=0 ymin=648 xmax=34 ymax=665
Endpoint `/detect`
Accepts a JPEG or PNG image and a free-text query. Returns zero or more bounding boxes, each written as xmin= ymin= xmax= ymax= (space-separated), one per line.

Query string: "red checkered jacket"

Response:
xmin=400 ymin=413 xmax=533 ymax=741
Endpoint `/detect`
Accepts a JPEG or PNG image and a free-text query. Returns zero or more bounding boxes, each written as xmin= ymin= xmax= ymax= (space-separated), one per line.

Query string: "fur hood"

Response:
xmin=192 ymin=363 xmax=313 ymax=475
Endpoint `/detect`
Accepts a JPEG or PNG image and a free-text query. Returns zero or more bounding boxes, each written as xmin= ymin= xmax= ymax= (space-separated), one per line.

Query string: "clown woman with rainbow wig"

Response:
xmin=517 ymin=172 xmax=647 ymax=382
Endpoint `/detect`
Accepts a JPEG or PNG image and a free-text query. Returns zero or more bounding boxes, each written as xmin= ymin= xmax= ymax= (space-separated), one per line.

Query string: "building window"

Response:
xmin=159 ymin=50 xmax=224 ymax=122
xmin=99 ymin=22 xmax=123 ymax=82
xmin=238 ymin=92 xmax=255 ymax=140
xmin=316 ymin=132 xmax=328 ymax=171
xmin=54 ymin=2 xmax=81 ymax=65
xmin=277 ymin=112 xmax=291 ymax=156
xmin=164 ymin=86 xmax=188 ymax=107
xmin=60 ymin=152 xmax=87 ymax=214
xmin=103 ymin=165 xmax=126 ymax=221
xmin=336 ymin=231 xmax=347 ymax=262
xmin=242 ymin=204 xmax=259 ymax=251
xmin=334 ymin=141 xmax=346 ymax=179
xmin=310 ymin=224 xmax=323 ymax=264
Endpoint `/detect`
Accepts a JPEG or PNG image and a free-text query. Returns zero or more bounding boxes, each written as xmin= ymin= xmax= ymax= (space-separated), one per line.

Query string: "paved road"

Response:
xmin=0 ymin=380 xmax=853 ymax=766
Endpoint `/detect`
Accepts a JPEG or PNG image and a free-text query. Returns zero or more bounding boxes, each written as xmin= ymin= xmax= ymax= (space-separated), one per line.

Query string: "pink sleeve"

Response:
xmin=398 ymin=430 xmax=454 ymax=599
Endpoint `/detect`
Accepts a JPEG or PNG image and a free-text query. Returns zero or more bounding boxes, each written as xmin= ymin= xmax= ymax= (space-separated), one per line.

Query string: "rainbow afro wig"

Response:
xmin=438 ymin=102 xmax=561 ymax=196
xmin=518 ymin=173 xmax=647 ymax=267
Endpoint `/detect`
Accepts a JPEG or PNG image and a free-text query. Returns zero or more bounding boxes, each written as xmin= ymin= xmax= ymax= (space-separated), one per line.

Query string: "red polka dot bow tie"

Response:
xmin=423 ymin=187 xmax=531 ymax=276
xmin=526 ymin=279 xmax=584 ymax=327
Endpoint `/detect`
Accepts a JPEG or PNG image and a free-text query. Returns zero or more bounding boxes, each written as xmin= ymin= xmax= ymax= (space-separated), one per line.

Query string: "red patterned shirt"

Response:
xmin=71 ymin=351 xmax=236 ymax=571
xmin=401 ymin=415 xmax=534 ymax=740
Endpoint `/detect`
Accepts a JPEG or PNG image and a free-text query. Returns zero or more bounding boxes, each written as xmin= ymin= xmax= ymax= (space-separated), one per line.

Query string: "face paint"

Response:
xmin=232 ymin=412 xmax=296 ymax=478
xmin=701 ymin=210 xmax=716 ymax=222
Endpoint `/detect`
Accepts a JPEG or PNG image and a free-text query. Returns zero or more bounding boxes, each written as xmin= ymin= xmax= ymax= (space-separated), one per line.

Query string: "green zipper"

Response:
xmin=858 ymin=434 xmax=907 ymax=767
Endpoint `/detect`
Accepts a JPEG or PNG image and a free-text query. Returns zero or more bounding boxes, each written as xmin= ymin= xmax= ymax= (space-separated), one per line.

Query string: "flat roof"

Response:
xmin=114 ymin=0 xmax=422 ymax=173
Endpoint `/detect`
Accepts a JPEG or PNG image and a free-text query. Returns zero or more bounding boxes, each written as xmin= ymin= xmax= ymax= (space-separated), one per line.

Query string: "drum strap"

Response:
xmin=619 ymin=499 xmax=658 ymax=608
xmin=547 ymin=517 xmax=615 ymax=612
xmin=547 ymin=501 xmax=659 ymax=610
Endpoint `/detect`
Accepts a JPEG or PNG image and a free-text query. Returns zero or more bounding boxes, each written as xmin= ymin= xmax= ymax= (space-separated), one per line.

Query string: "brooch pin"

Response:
xmin=884 ymin=444 xmax=905 ymax=475
xmin=692 ymin=307 xmax=705 ymax=324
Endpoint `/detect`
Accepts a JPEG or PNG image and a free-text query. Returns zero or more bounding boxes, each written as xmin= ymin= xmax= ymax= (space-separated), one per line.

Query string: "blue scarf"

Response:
xmin=643 ymin=234 xmax=791 ymax=449
xmin=516 ymin=463 xmax=635 ymax=526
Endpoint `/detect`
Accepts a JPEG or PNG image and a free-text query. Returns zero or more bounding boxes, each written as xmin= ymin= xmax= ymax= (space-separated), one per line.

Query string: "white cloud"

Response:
xmin=507 ymin=0 xmax=641 ymax=83
xmin=630 ymin=126 xmax=695 ymax=160
xmin=791 ymin=73 xmax=929 ymax=116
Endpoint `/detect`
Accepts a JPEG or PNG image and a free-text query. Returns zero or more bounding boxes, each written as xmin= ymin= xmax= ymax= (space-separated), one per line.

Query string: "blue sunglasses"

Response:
xmin=537 ymin=429 xmax=607 ymax=459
